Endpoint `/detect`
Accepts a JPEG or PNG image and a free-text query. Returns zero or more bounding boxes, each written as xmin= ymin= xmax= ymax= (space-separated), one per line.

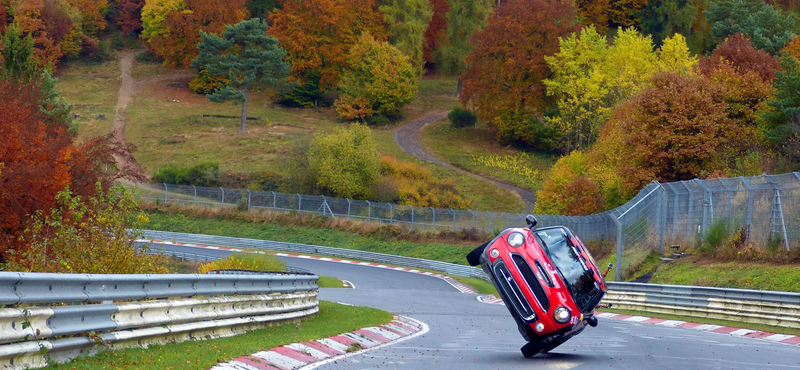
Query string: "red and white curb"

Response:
xmin=595 ymin=312 xmax=800 ymax=347
xmin=140 ymin=239 xmax=479 ymax=294
xmin=210 ymin=315 xmax=429 ymax=370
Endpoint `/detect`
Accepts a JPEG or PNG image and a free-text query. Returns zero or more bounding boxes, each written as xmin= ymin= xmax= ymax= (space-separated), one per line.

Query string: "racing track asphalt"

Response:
xmin=150 ymin=243 xmax=800 ymax=370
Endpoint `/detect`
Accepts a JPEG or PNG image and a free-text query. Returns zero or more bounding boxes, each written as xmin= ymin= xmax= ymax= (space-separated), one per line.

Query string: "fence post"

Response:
xmin=451 ymin=208 xmax=456 ymax=231
xmin=347 ymin=199 xmax=351 ymax=220
xmin=220 ymin=187 xmax=225 ymax=206
xmin=766 ymin=175 xmax=790 ymax=250
xmin=431 ymin=207 xmax=436 ymax=229
xmin=297 ymin=194 xmax=302 ymax=211
xmin=247 ymin=190 xmax=251 ymax=212
xmin=367 ymin=201 xmax=372 ymax=222
xmin=505 ymin=213 xmax=509 ymax=229
xmin=271 ymin=191 xmax=276 ymax=209
xmin=670 ymin=184 xmax=680 ymax=239
xmin=389 ymin=203 xmax=394 ymax=224
xmin=163 ymin=183 xmax=168 ymax=204
xmin=614 ymin=217 xmax=623 ymax=281
xmin=470 ymin=209 xmax=475 ymax=229
xmin=659 ymin=184 xmax=666 ymax=254
xmin=719 ymin=178 xmax=733 ymax=220
xmin=489 ymin=211 xmax=493 ymax=232
xmin=411 ymin=206 xmax=415 ymax=231
xmin=741 ymin=176 xmax=754 ymax=236
xmin=794 ymin=172 xmax=800 ymax=181
xmin=695 ymin=179 xmax=712 ymax=234
xmin=193 ymin=185 xmax=197 ymax=206
xmin=682 ymin=181 xmax=694 ymax=240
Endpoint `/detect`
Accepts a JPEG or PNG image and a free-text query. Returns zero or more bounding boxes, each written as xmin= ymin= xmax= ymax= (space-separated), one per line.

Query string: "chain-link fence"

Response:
xmin=132 ymin=172 xmax=800 ymax=280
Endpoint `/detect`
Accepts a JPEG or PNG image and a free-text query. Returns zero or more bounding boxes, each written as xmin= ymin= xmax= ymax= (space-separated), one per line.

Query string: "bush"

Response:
xmin=198 ymin=252 xmax=286 ymax=274
xmin=151 ymin=162 xmax=221 ymax=187
xmin=448 ymin=107 xmax=477 ymax=128
xmin=4 ymin=185 xmax=168 ymax=274
xmin=308 ymin=124 xmax=380 ymax=198
xmin=189 ymin=69 xmax=229 ymax=95
xmin=135 ymin=50 xmax=164 ymax=63
xmin=276 ymin=72 xmax=327 ymax=108
xmin=698 ymin=222 xmax=730 ymax=255
xmin=379 ymin=156 xmax=471 ymax=208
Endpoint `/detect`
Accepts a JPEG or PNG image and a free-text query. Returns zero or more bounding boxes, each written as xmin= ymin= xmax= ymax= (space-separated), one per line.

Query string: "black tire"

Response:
xmin=541 ymin=338 xmax=566 ymax=354
xmin=521 ymin=341 xmax=540 ymax=358
xmin=466 ymin=242 xmax=489 ymax=266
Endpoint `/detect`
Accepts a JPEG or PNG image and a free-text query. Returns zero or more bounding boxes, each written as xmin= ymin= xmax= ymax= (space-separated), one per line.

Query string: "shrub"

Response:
xmin=151 ymin=162 xmax=221 ymax=187
xmin=698 ymin=222 xmax=730 ymax=255
xmin=4 ymin=185 xmax=168 ymax=274
xmin=448 ymin=107 xmax=477 ymax=128
xmin=198 ymin=252 xmax=286 ymax=274
xmin=379 ymin=156 xmax=470 ymax=208
xmin=189 ymin=69 xmax=229 ymax=95
xmin=307 ymin=124 xmax=380 ymax=198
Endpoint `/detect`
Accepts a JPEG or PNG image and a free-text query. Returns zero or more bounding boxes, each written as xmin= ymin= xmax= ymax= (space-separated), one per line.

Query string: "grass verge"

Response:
xmin=649 ymin=259 xmax=800 ymax=292
xmin=452 ymin=276 xmax=498 ymax=297
xmin=318 ymin=275 xmax=346 ymax=288
xmin=600 ymin=307 xmax=800 ymax=337
xmin=54 ymin=59 xmax=121 ymax=142
xmin=48 ymin=301 xmax=392 ymax=370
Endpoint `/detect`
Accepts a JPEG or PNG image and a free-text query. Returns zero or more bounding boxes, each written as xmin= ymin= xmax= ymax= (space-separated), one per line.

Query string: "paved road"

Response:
xmin=151 ymin=243 xmax=800 ymax=370
xmin=394 ymin=112 xmax=537 ymax=213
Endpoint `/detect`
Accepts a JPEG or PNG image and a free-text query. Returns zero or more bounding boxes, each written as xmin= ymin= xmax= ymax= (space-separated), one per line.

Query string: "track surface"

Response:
xmin=153 ymin=244 xmax=800 ymax=370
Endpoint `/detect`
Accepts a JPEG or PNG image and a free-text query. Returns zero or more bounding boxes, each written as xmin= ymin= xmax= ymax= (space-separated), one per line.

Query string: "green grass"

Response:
xmin=144 ymin=208 xmax=476 ymax=266
xmin=418 ymin=119 xmax=558 ymax=192
xmin=600 ymin=307 xmax=800 ymax=337
xmin=318 ymin=275 xmax=347 ymax=288
xmin=402 ymin=76 xmax=460 ymax=119
xmin=453 ymin=276 xmax=498 ymax=297
xmin=54 ymin=59 xmax=121 ymax=142
xmin=649 ymin=259 xmax=800 ymax=292
xmin=48 ymin=301 xmax=392 ymax=370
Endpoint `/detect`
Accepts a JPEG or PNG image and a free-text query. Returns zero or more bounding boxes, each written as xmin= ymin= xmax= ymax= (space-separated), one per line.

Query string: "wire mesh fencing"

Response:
xmin=133 ymin=172 xmax=800 ymax=281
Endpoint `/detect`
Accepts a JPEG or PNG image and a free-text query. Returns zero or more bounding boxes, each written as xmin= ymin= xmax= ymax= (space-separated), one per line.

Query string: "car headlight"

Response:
xmin=506 ymin=232 xmax=525 ymax=247
xmin=489 ymin=249 xmax=500 ymax=258
xmin=554 ymin=307 xmax=571 ymax=324
xmin=535 ymin=322 xmax=545 ymax=332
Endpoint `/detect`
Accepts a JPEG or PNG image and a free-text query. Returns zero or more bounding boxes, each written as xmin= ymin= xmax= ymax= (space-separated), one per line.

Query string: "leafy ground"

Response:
xmin=418 ymin=119 xmax=558 ymax=192
xmin=48 ymin=301 xmax=391 ymax=370
xmin=54 ymin=59 xmax=121 ymax=142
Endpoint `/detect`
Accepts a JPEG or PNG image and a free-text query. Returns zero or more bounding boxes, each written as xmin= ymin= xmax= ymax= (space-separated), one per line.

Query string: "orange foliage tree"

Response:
xmin=423 ymin=0 xmax=448 ymax=63
xmin=13 ymin=0 xmax=78 ymax=69
xmin=268 ymin=0 xmax=388 ymax=91
xmin=119 ymin=0 xmax=145 ymax=35
xmin=699 ymin=33 xmax=781 ymax=83
xmin=148 ymin=0 xmax=248 ymax=68
xmin=460 ymin=0 xmax=580 ymax=132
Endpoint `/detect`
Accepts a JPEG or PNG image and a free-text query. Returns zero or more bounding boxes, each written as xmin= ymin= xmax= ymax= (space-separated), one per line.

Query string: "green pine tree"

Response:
xmin=705 ymin=0 xmax=796 ymax=54
xmin=762 ymin=53 xmax=800 ymax=162
xmin=191 ymin=18 xmax=292 ymax=133
xmin=1 ymin=24 xmax=38 ymax=82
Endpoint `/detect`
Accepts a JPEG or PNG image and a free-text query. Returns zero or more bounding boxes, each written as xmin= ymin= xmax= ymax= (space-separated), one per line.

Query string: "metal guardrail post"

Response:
xmin=766 ymin=175 xmax=790 ymax=250
xmin=505 ymin=213 xmax=509 ymax=229
xmin=669 ymin=183 xmax=679 ymax=239
xmin=719 ymin=178 xmax=733 ymax=219
xmin=741 ymin=176 xmax=754 ymax=235
xmin=367 ymin=201 xmax=372 ymax=222
xmin=271 ymin=191 xmax=276 ymax=209
xmin=247 ymin=190 xmax=252 ymax=211
xmin=488 ymin=211 xmax=493 ymax=231
xmin=794 ymin=172 xmax=800 ymax=180
xmin=220 ymin=187 xmax=225 ymax=205
xmin=193 ymin=185 xmax=197 ymax=206
xmin=297 ymin=194 xmax=302 ymax=211
xmin=163 ymin=183 xmax=168 ymax=204
xmin=431 ymin=207 xmax=436 ymax=229
xmin=613 ymin=217 xmax=623 ymax=281
xmin=451 ymin=208 xmax=456 ymax=231
xmin=389 ymin=203 xmax=393 ymax=224
xmin=659 ymin=184 xmax=666 ymax=254
xmin=347 ymin=198 xmax=351 ymax=220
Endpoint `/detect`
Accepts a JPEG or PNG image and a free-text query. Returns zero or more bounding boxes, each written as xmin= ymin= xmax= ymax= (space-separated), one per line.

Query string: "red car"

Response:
xmin=467 ymin=215 xmax=609 ymax=357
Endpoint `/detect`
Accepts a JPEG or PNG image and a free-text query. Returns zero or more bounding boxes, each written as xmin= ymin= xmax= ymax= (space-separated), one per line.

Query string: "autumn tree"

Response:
xmin=534 ymin=151 xmax=603 ymax=216
xmin=698 ymin=33 xmax=781 ymax=82
xmin=143 ymin=0 xmax=248 ymax=69
xmin=705 ymin=0 xmax=796 ymax=54
xmin=192 ymin=18 xmax=291 ymax=133
xmin=434 ymin=0 xmax=492 ymax=75
xmin=379 ymin=0 xmax=432 ymax=75
xmin=307 ymin=124 xmax=380 ymax=199
xmin=119 ymin=0 xmax=145 ymax=35
xmin=574 ymin=0 xmax=609 ymax=30
xmin=423 ymin=0 xmax=447 ymax=63
xmin=460 ymin=0 xmax=580 ymax=142
xmin=606 ymin=0 xmax=647 ymax=28
xmin=268 ymin=0 xmax=388 ymax=95
xmin=13 ymin=0 xmax=78 ymax=69
xmin=335 ymin=32 xmax=417 ymax=122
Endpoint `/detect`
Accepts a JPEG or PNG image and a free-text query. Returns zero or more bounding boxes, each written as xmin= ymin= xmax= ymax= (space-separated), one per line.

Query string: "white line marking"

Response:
xmin=285 ymin=343 xmax=330 ymax=360
xmin=764 ymin=334 xmax=796 ymax=342
xmin=251 ymin=351 xmax=308 ymax=368
xmin=730 ymin=329 xmax=758 ymax=336
xmin=694 ymin=324 xmax=723 ymax=331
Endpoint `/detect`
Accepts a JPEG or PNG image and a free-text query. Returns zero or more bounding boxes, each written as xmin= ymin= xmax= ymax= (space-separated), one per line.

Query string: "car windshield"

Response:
xmin=534 ymin=229 xmax=599 ymax=312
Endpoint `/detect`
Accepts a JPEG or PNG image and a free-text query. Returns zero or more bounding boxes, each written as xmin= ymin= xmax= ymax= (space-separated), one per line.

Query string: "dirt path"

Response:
xmin=395 ymin=112 xmax=537 ymax=213
xmin=110 ymin=50 xmax=193 ymax=178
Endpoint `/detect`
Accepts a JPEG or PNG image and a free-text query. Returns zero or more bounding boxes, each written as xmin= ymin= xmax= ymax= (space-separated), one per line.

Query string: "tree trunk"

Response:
xmin=240 ymin=85 xmax=248 ymax=134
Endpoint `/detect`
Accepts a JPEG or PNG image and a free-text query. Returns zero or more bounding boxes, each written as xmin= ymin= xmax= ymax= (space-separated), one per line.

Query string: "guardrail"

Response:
xmin=141 ymin=230 xmax=800 ymax=331
xmin=0 ymin=271 xmax=319 ymax=369
xmin=141 ymin=229 xmax=489 ymax=280
xmin=603 ymin=282 xmax=800 ymax=329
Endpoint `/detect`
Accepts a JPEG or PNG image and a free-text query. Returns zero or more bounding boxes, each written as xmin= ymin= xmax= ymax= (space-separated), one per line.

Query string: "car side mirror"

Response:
xmin=607 ymin=263 xmax=613 ymax=269
xmin=525 ymin=215 xmax=538 ymax=229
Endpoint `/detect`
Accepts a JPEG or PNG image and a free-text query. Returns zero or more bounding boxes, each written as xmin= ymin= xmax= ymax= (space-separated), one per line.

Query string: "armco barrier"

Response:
xmin=0 ymin=271 xmax=319 ymax=369
xmin=141 ymin=230 xmax=800 ymax=331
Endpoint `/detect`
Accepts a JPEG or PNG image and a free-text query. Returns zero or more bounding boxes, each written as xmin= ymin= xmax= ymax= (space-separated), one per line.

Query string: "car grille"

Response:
xmin=512 ymin=254 xmax=551 ymax=313
xmin=493 ymin=261 xmax=536 ymax=322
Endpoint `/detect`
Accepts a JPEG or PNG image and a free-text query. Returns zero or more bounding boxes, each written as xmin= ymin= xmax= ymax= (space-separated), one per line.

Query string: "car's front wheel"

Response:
xmin=521 ymin=341 xmax=541 ymax=358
